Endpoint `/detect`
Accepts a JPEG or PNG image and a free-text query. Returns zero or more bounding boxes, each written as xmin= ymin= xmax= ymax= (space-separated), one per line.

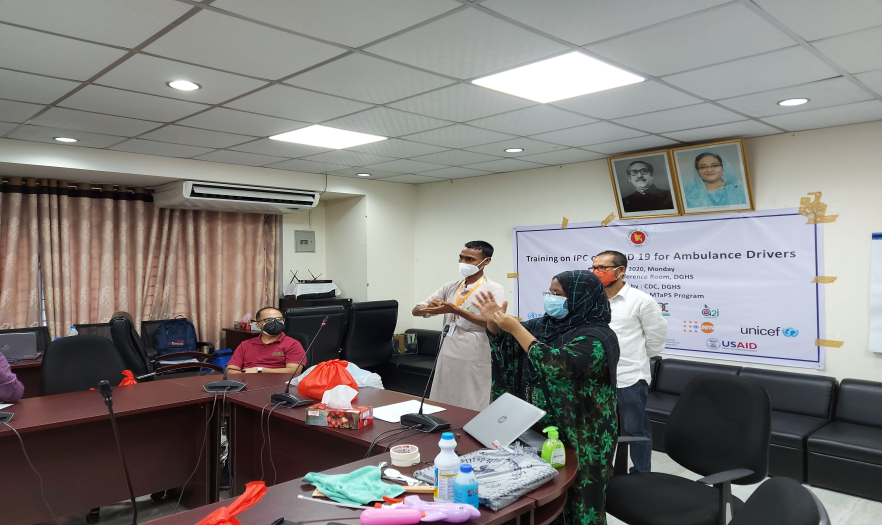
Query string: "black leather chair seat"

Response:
xmin=646 ymin=391 xmax=679 ymax=422
xmin=770 ymin=411 xmax=830 ymax=449
xmin=808 ymin=421 xmax=882 ymax=466
xmin=607 ymin=473 xmax=745 ymax=525
xmin=392 ymin=354 xmax=436 ymax=375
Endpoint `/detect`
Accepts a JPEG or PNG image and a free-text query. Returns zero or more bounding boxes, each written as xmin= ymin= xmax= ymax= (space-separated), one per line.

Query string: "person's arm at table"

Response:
xmin=0 ymin=353 xmax=25 ymax=403
xmin=225 ymin=345 xmax=245 ymax=375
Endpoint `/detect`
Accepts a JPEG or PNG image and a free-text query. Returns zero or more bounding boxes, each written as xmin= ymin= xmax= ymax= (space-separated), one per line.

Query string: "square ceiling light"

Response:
xmin=270 ymin=125 xmax=386 ymax=149
xmin=472 ymin=52 xmax=644 ymax=103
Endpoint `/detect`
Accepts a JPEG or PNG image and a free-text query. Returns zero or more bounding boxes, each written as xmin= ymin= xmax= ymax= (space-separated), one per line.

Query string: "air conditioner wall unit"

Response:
xmin=153 ymin=181 xmax=320 ymax=214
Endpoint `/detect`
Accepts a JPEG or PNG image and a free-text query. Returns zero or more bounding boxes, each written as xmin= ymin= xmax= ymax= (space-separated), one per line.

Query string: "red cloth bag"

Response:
xmin=119 ymin=370 xmax=137 ymax=386
xmin=297 ymin=359 xmax=359 ymax=400
xmin=194 ymin=482 xmax=266 ymax=525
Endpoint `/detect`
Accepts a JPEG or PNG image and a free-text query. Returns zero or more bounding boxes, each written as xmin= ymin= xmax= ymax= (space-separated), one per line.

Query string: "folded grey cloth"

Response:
xmin=413 ymin=443 xmax=558 ymax=511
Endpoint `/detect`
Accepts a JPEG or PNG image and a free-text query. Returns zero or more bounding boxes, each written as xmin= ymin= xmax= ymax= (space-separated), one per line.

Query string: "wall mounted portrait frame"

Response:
xmin=670 ymin=139 xmax=754 ymax=215
xmin=608 ymin=149 xmax=682 ymax=220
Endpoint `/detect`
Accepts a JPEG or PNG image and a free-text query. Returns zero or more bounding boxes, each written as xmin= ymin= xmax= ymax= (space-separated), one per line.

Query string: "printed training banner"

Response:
xmin=869 ymin=233 xmax=882 ymax=354
xmin=512 ymin=209 xmax=826 ymax=369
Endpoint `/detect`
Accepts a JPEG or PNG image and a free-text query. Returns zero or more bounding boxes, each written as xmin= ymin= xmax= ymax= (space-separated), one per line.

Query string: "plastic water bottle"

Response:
xmin=433 ymin=432 xmax=460 ymax=503
xmin=67 ymin=325 xmax=78 ymax=336
xmin=454 ymin=463 xmax=479 ymax=509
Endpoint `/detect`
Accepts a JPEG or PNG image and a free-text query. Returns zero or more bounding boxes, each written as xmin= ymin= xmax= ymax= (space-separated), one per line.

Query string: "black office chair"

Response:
xmin=110 ymin=317 xmax=222 ymax=379
xmin=140 ymin=318 xmax=216 ymax=358
xmin=41 ymin=335 xmax=126 ymax=396
xmin=729 ymin=476 xmax=830 ymax=525
xmin=74 ymin=322 xmax=113 ymax=340
xmin=341 ymin=300 xmax=398 ymax=369
xmin=607 ymin=374 xmax=771 ymax=525
xmin=283 ymin=306 xmax=346 ymax=367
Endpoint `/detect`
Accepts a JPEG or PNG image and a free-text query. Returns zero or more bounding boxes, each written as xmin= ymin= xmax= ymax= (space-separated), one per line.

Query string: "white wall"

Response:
xmin=325 ymin=196 xmax=368 ymax=301
xmin=410 ymin=120 xmax=882 ymax=383
xmin=280 ymin=204 xmax=326 ymax=291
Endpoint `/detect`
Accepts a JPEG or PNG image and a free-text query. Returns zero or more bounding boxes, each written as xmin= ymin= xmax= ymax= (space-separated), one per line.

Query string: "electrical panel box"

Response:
xmin=294 ymin=230 xmax=316 ymax=253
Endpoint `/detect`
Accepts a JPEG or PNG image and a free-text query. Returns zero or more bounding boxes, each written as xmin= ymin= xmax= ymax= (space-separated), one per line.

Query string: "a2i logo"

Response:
xmin=658 ymin=302 xmax=671 ymax=317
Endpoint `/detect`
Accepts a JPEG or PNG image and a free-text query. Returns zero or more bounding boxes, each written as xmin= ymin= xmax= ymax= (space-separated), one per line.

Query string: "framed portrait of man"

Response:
xmin=671 ymin=140 xmax=754 ymax=215
xmin=608 ymin=150 xmax=681 ymax=219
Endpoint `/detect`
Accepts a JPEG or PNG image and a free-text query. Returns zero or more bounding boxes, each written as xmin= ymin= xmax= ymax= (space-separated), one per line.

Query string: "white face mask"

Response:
xmin=459 ymin=258 xmax=488 ymax=278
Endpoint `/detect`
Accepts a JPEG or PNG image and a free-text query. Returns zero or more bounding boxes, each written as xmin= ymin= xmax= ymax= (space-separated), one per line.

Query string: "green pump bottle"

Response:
xmin=541 ymin=426 xmax=566 ymax=468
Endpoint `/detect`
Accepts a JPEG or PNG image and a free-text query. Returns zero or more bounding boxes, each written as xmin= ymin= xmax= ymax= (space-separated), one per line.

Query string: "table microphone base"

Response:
xmin=400 ymin=413 xmax=451 ymax=433
xmin=203 ymin=380 xmax=246 ymax=393
xmin=270 ymin=392 xmax=314 ymax=407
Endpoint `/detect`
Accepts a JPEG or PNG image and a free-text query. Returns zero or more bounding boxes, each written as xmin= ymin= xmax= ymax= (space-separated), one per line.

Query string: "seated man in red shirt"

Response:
xmin=226 ymin=307 xmax=305 ymax=376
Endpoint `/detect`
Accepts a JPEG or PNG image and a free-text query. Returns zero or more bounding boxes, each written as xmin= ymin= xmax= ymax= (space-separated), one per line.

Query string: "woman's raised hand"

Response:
xmin=475 ymin=291 xmax=507 ymax=323
xmin=492 ymin=311 xmax=521 ymax=333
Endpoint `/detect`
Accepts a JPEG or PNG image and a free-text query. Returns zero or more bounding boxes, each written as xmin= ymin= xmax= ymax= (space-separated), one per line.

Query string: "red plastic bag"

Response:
xmin=119 ymin=370 xmax=137 ymax=386
xmin=194 ymin=481 xmax=266 ymax=525
xmin=297 ymin=359 xmax=359 ymax=400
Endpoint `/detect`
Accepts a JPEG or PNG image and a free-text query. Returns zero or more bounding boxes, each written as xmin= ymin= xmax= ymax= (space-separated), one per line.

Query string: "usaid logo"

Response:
xmin=783 ymin=328 xmax=799 ymax=338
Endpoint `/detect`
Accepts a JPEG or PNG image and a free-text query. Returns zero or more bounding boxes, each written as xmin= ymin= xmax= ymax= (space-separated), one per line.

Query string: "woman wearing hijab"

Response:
xmin=683 ymin=152 xmax=747 ymax=208
xmin=475 ymin=270 xmax=619 ymax=525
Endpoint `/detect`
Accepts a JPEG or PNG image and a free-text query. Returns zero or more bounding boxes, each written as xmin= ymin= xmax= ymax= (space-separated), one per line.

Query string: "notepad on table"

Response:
xmin=373 ymin=399 xmax=445 ymax=423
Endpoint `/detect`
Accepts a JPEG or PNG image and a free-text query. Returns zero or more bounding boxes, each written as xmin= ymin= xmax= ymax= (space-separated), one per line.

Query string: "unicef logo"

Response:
xmin=783 ymin=328 xmax=799 ymax=338
xmin=706 ymin=338 xmax=721 ymax=349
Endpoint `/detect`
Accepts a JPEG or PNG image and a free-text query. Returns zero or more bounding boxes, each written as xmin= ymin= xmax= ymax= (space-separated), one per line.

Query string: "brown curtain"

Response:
xmin=1 ymin=177 xmax=280 ymax=346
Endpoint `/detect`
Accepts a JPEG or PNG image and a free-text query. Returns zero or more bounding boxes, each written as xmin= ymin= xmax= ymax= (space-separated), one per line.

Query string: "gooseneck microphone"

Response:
xmin=271 ymin=315 xmax=329 ymax=407
xmin=400 ymin=324 xmax=451 ymax=432
xmin=98 ymin=380 xmax=138 ymax=525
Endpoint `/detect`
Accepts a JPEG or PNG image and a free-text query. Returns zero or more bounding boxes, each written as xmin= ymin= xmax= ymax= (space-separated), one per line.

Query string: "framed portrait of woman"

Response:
xmin=608 ymin=150 xmax=682 ymax=219
xmin=671 ymin=140 xmax=754 ymax=215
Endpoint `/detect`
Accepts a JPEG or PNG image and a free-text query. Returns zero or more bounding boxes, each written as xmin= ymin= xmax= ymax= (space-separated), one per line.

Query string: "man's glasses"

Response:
xmin=628 ymin=168 xmax=651 ymax=176
xmin=258 ymin=317 xmax=284 ymax=324
xmin=697 ymin=163 xmax=722 ymax=171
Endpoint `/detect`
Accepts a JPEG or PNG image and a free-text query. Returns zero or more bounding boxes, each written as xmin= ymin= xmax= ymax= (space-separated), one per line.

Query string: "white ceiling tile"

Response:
xmin=389 ymin=84 xmax=535 ymax=121
xmin=613 ymin=103 xmax=744 ymax=133
xmin=60 ymin=85 xmax=208 ymax=122
xmin=300 ymin=150 xmax=396 ymax=166
xmin=365 ymin=158 xmax=447 ymax=173
xmin=856 ymin=69 xmax=882 ymax=97
xmin=463 ymin=158 xmax=545 ymax=173
xmin=29 ymin=107 xmax=162 ymax=136
xmin=813 ymin=26 xmax=882 ymax=75
xmin=229 ymin=138 xmax=330 ymax=158
xmin=760 ymin=100 xmax=882 ymax=131
xmin=323 ymin=107 xmax=451 ymax=138
xmin=661 ymin=120 xmax=781 ymax=142
xmin=587 ymin=4 xmax=793 ymax=77
xmin=211 ymin=0 xmax=460 ymax=48
xmin=717 ymin=77 xmax=873 ymax=117
xmin=418 ymin=166 xmax=493 ymax=179
xmin=6 ymin=124 xmax=124 ymax=148
xmin=587 ymin=136 xmax=679 ymax=155
xmin=97 ymin=54 xmax=268 ymax=105
xmin=383 ymin=173 xmax=448 ymax=184
xmin=404 ymin=124 xmax=517 ymax=149
xmin=518 ymin=148 xmax=607 ymax=165
xmin=531 ymin=122 xmax=646 ymax=147
xmin=346 ymin=138 xmax=448 ymax=158
xmin=365 ymin=9 xmax=569 ymax=79
xmin=140 ymin=125 xmax=256 ymax=149
xmin=225 ymin=85 xmax=372 ymax=123
xmin=753 ymin=0 xmax=882 ymax=41
xmin=0 ymin=25 xmax=127 ymax=81
xmin=464 ymin=138 xmax=567 ymax=156
xmin=143 ymin=9 xmax=346 ymax=79
xmin=551 ymin=81 xmax=702 ymax=120
xmin=468 ymin=105 xmax=597 ymax=136
xmin=409 ymin=150 xmax=502 ymax=166
xmin=109 ymin=139 xmax=214 ymax=158
xmin=0 ymin=122 xmax=18 ymax=135
xmin=178 ymin=108 xmax=307 ymax=136
xmin=0 ymin=99 xmax=44 ymax=123
xmin=194 ymin=150 xmax=289 ymax=167
xmin=663 ymin=46 xmax=838 ymax=100
xmin=0 ymin=0 xmax=191 ymax=48
xmin=286 ymin=54 xmax=454 ymax=104
xmin=482 ymin=0 xmax=729 ymax=46
xmin=327 ymin=167 xmax=403 ymax=179
xmin=0 ymin=69 xmax=79 ymax=104
xmin=264 ymin=158 xmax=344 ymax=173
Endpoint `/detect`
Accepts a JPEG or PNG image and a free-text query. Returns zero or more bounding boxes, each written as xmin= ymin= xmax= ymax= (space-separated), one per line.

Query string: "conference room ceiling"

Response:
xmin=2 ymin=0 xmax=882 ymax=184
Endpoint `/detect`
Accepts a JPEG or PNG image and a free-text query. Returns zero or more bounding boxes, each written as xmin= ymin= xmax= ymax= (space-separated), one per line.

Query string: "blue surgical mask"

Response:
xmin=543 ymin=295 xmax=568 ymax=319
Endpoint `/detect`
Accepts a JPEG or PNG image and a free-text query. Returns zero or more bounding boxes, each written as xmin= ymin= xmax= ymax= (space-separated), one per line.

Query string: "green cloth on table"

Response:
xmin=303 ymin=466 xmax=405 ymax=506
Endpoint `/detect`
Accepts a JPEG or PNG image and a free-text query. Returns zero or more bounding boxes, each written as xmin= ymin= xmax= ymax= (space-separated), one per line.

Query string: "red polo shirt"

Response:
xmin=228 ymin=332 xmax=305 ymax=370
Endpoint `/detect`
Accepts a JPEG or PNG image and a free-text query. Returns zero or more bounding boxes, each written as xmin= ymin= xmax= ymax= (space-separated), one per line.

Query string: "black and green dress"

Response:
xmin=489 ymin=270 xmax=620 ymax=525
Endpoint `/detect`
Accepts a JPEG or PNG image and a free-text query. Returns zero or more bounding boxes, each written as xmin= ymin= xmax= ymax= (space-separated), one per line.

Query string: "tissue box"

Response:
xmin=305 ymin=403 xmax=373 ymax=430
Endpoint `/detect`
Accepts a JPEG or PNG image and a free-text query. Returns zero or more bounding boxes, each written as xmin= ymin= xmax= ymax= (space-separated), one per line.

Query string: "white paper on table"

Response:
xmin=372 ymin=399 xmax=445 ymax=423
xmin=0 ymin=404 xmax=11 ymax=410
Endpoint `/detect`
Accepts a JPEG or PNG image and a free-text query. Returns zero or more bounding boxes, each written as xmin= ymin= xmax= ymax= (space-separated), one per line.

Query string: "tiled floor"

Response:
xmin=607 ymin=450 xmax=882 ymax=524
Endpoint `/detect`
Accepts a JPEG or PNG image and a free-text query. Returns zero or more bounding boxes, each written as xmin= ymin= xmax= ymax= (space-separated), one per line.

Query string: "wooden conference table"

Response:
xmin=1 ymin=373 xmax=576 ymax=525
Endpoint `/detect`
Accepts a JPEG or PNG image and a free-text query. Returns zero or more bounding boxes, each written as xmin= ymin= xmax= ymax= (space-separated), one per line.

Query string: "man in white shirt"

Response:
xmin=593 ymin=250 xmax=667 ymax=472
xmin=412 ymin=241 xmax=505 ymax=411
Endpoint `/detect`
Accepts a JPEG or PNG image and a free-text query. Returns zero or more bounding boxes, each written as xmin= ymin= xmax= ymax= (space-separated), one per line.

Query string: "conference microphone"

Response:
xmin=203 ymin=363 xmax=246 ymax=393
xmin=97 ymin=380 xmax=139 ymax=525
xmin=271 ymin=315 xmax=329 ymax=408
xmin=400 ymin=324 xmax=451 ymax=432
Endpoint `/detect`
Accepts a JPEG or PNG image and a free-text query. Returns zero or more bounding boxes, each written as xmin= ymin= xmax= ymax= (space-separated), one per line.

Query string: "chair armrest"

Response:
xmin=696 ymin=469 xmax=753 ymax=486
xmin=154 ymin=362 xmax=223 ymax=375
xmin=196 ymin=341 xmax=215 ymax=354
xmin=152 ymin=351 xmax=215 ymax=362
xmin=613 ymin=436 xmax=651 ymax=476
xmin=617 ymin=436 xmax=651 ymax=444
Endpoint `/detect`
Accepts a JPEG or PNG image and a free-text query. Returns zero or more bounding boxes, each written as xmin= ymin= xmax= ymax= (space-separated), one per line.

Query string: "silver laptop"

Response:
xmin=0 ymin=332 xmax=40 ymax=361
xmin=464 ymin=393 xmax=546 ymax=449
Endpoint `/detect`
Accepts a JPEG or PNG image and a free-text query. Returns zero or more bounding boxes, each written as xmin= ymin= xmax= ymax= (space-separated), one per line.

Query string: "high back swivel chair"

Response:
xmin=341 ymin=300 xmax=398 ymax=369
xmin=283 ymin=306 xmax=346 ymax=368
xmin=110 ymin=317 xmax=221 ymax=379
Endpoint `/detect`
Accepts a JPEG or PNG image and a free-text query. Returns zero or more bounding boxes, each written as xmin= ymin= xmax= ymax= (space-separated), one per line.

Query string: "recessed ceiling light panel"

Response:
xmin=167 ymin=80 xmax=201 ymax=91
xmin=270 ymin=125 xmax=387 ymax=149
xmin=778 ymin=98 xmax=809 ymax=106
xmin=356 ymin=173 xmax=371 ymax=177
xmin=54 ymin=137 xmax=78 ymax=143
xmin=473 ymin=52 xmax=644 ymax=103
xmin=504 ymin=148 xmax=524 ymax=153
